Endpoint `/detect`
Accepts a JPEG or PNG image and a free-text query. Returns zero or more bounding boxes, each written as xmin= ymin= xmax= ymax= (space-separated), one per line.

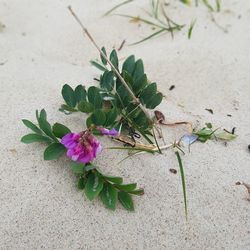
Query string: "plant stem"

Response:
xmin=175 ymin=150 xmax=188 ymax=219
xmin=68 ymin=6 xmax=151 ymax=121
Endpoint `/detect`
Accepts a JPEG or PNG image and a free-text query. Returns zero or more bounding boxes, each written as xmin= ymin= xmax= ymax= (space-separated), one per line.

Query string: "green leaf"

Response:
xmin=206 ymin=123 xmax=213 ymax=129
xmin=36 ymin=110 xmax=39 ymax=122
xmin=39 ymin=109 xmax=47 ymax=120
xmin=21 ymin=134 xmax=52 ymax=144
xmin=116 ymin=85 xmax=133 ymax=107
xmin=132 ymin=111 xmax=151 ymax=130
xmin=38 ymin=113 xmax=58 ymax=142
xmin=216 ymin=131 xmax=237 ymax=141
xmin=102 ymin=175 xmax=123 ymax=184
xmin=70 ymin=161 xmax=86 ymax=174
xmin=62 ymin=84 xmax=76 ymax=108
xmin=145 ymin=92 xmax=163 ymax=109
xmin=44 ymin=143 xmax=66 ymax=160
xmin=122 ymin=70 xmax=134 ymax=89
xmin=22 ymin=119 xmax=43 ymax=134
xmin=115 ymin=183 xmax=137 ymax=192
xmin=110 ymin=49 xmax=119 ymax=69
xmin=118 ymin=191 xmax=134 ymax=211
xmin=87 ymin=86 xmax=103 ymax=109
xmin=90 ymin=60 xmax=107 ymax=71
xmin=99 ymin=183 xmax=118 ymax=210
xmin=91 ymin=109 xmax=106 ymax=126
xmin=100 ymin=70 xmax=115 ymax=91
xmin=85 ymin=173 xmax=104 ymax=201
xmin=126 ymin=104 xmax=141 ymax=119
xmin=132 ymin=59 xmax=144 ymax=82
xmin=122 ymin=55 xmax=135 ymax=75
xmin=78 ymin=178 xmax=86 ymax=190
xmin=59 ymin=104 xmax=78 ymax=113
xmin=195 ymin=128 xmax=213 ymax=136
xmin=197 ymin=136 xmax=209 ymax=143
xmin=216 ymin=0 xmax=221 ymax=12
xmin=133 ymin=73 xmax=147 ymax=95
xmin=78 ymin=101 xmax=94 ymax=113
xmin=52 ymin=123 xmax=71 ymax=138
xmin=100 ymin=47 xmax=107 ymax=65
xmin=194 ymin=127 xmax=215 ymax=142
xmin=105 ymin=108 xmax=118 ymax=127
xmin=75 ymin=85 xmax=87 ymax=103
xmin=85 ymin=164 xmax=96 ymax=171
xmin=188 ymin=19 xmax=196 ymax=39
xmin=140 ymin=83 xmax=157 ymax=103
xmin=86 ymin=116 xmax=93 ymax=128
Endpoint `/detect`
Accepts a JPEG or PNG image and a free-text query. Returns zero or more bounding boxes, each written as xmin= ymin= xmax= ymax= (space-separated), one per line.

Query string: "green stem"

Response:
xmin=175 ymin=150 xmax=188 ymax=219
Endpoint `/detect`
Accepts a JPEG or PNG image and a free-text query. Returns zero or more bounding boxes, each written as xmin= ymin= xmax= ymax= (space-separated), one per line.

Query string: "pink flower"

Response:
xmin=61 ymin=131 xmax=102 ymax=164
xmin=98 ymin=127 xmax=119 ymax=136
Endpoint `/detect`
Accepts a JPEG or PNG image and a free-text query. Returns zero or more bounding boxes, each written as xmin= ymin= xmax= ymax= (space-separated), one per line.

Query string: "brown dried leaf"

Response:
xmin=154 ymin=110 xmax=165 ymax=123
xmin=130 ymin=16 xmax=141 ymax=23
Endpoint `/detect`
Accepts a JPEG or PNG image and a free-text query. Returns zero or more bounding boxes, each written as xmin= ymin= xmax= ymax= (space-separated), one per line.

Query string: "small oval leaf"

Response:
xmin=21 ymin=134 xmax=51 ymax=144
xmin=85 ymin=173 xmax=104 ymax=201
xmin=78 ymin=101 xmax=94 ymax=113
xmin=22 ymin=119 xmax=42 ymax=134
xmin=118 ymin=191 xmax=134 ymax=211
xmin=62 ymin=84 xmax=76 ymax=108
xmin=91 ymin=109 xmax=106 ymax=126
xmin=44 ymin=143 xmax=66 ymax=161
xmin=52 ymin=123 xmax=71 ymax=138
xmin=75 ymin=85 xmax=87 ymax=103
xmin=99 ymin=183 xmax=118 ymax=210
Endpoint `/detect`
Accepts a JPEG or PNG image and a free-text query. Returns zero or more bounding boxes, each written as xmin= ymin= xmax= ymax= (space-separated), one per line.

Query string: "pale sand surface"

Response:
xmin=0 ymin=0 xmax=250 ymax=249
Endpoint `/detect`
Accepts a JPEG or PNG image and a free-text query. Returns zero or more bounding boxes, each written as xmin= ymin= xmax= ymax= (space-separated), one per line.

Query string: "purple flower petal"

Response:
xmin=61 ymin=133 xmax=80 ymax=149
xmin=98 ymin=127 xmax=119 ymax=136
xmin=62 ymin=131 xmax=102 ymax=164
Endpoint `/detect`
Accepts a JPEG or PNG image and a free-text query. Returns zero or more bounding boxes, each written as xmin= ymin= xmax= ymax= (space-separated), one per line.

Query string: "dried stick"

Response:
xmin=68 ymin=6 xmax=151 ymax=120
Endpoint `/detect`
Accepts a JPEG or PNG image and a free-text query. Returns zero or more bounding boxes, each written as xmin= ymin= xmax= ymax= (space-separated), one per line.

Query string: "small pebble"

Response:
xmin=169 ymin=168 xmax=177 ymax=174
xmin=205 ymin=108 xmax=214 ymax=114
xmin=169 ymin=85 xmax=175 ymax=91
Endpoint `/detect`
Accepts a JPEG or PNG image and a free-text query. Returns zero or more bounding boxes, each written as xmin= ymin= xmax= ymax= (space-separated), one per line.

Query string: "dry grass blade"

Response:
xmin=117 ymin=14 xmax=166 ymax=29
xmin=130 ymin=28 xmax=166 ymax=45
xmin=161 ymin=5 xmax=174 ymax=39
xmin=104 ymin=0 xmax=134 ymax=16
xmin=202 ymin=0 xmax=214 ymax=11
xmin=175 ymin=151 xmax=188 ymax=219
xmin=188 ymin=19 xmax=196 ymax=39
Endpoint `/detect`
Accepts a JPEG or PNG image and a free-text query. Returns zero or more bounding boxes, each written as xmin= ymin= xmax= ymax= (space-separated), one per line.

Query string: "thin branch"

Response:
xmin=68 ymin=6 xmax=151 ymax=120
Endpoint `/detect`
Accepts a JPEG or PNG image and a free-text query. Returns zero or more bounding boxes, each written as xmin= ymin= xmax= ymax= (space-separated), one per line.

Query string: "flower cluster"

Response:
xmin=61 ymin=131 xmax=102 ymax=163
xmin=61 ymin=127 xmax=119 ymax=164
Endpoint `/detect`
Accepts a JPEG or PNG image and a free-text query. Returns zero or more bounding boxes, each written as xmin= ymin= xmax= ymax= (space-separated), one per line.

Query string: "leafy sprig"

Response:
xmin=71 ymin=162 xmax=143 ymax=211
xmin=22 ymin=110 xmax=143 ymax=211
xmin=60 ymin=48 xmax=163 ymax=144
xmin=194 ymin=123 xmax=237 ymax=143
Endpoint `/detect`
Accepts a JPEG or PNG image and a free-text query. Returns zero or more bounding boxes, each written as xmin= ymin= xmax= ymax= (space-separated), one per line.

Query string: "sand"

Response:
xmin=0 ymin=0 xmax=250 ymax=249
